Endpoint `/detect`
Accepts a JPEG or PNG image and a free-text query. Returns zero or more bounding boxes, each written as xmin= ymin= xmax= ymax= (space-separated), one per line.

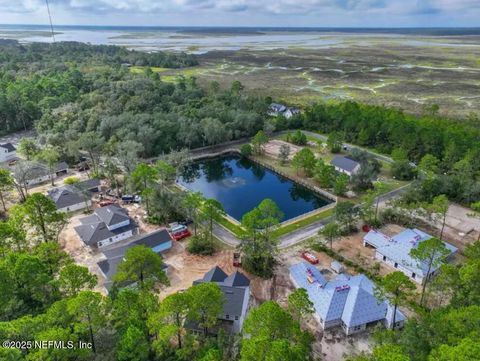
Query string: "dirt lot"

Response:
xmin=264 ymin=139 xmax=302 ymax=160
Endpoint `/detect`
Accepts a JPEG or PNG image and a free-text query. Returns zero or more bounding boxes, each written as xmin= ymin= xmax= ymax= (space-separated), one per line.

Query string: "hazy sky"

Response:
xmin=0 ymin=0 xmax=479 ymax=27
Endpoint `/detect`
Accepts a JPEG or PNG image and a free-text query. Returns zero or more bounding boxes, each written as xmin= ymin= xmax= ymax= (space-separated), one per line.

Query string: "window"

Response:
xmin=382 ymin=255 xmax=386 ymax=261
xmin=394 ymin=262 xmax=398 ymax=268
xmin=225 ymin=314 xmax=230 ymax=319
xmin=411 ymin=273 xmax=416 ymax=279
xmin=235 ymin=316 xmax=239 ymax=320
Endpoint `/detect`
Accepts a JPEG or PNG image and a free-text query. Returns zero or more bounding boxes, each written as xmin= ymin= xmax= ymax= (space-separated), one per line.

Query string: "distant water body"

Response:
xmin=1 ymin=25 xmax=479 ymax=53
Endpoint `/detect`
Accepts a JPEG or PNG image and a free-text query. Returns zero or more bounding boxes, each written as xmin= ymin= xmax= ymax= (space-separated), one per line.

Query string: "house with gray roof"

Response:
xmin=268 ymin=103 xmax=301 ymax=119
xmin=290 ymin=262 xmax=405 ymax=335
xmin=0 ymin=142 xmax=16 ymax=163
xmin=48 ymin=186 xmax=91 ymax=213
xmin=22 ymin=161 xmax=69 ymax=187
xmin=75 ymin=204 xmax=137 ymax=248
xmin=363 ymin=228 xmax=457 ymax=284
xmin=97 ymin=229 xmax=172 ymax=289
xmin=191 ymin=266 xmax=251 ymax=334
xmin=74 ymin=178 xmax=101 ymax=193
xmin=330 ymin=155 xmax=361 ymax=177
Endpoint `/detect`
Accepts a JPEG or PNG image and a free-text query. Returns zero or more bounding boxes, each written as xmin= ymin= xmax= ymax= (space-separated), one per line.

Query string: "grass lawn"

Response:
xmin=272 ymin=207 xmax=335 ymax=238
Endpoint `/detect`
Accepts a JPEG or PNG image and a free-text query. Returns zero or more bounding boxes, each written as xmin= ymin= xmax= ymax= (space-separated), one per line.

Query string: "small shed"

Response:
xmin=331 ymin=261 xmax=345 ymax=274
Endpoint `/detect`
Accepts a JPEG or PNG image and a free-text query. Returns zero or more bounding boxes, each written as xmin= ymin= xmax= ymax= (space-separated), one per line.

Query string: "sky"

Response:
xmin=0 ymin=0 xmax=479 ymax=27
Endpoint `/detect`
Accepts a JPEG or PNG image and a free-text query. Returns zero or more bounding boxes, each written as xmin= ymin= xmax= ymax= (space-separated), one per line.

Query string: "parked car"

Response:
xmin=121 ymin=195 xmax=141 ymax=204
xmin=99 ymin=200 xmax=116 ymax=207
xmin=168 ymin=223 xmax=191 ymax=241
xmin=301 ymin=251 xmax=319 ymax=265
xmin=233 ymin=252 xmax=242 ymax=267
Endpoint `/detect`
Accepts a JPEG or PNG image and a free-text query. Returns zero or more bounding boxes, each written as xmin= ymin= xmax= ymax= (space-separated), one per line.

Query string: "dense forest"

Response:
xmin=0 ymin=40 xmax=198 ymax=135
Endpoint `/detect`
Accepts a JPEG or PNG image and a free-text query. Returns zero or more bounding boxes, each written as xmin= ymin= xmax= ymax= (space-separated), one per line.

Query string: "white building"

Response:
xmin=0 ymin=143 xmax=16 ymax=163
xmin=330 ymin=155 xmax=361 ymax=177
xmin=48 ymin=186 xmax=92 ymax=213
xmin=75 ymin=205 xmax=138 ymax=248
xmin=290 ymin=262 xmax=405 ymax=335
xmin=363 ymin=228 xmax=457 ymax=284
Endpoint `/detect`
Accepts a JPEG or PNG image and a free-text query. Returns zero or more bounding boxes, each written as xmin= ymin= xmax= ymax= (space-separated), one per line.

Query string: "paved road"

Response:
xmin=301 ymin=130 xmax=394 ymax=164
xmin=212 ymin=182 xmax=412 ymax=249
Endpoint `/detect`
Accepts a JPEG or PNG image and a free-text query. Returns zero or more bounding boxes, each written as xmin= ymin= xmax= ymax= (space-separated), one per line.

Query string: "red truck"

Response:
xmin=169 ymin=224 xmax=191 ymax=241
xmin=233 ymin=252 xmax=241 ymax=267
xmin=301 ymin=251 xmax=319 ymax=265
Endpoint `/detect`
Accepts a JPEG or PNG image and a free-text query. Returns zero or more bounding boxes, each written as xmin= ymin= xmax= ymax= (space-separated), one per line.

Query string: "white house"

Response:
xmin=75 ymin=205 xmax=138 ymax=248
xmin=0 ymin=143 xmax=16 ymax=163
xmin=23 ymin=162 xmax=69 ymax=187
xmin=330 ymin=155 xmax=361 ymax=177
xmin=268 ymin=103 xmax=301 ymax=118
xmin=192 ymin=266 xmax=251 ymax=334
xmin=363 ymin=228 xmax=457 ymax=284
xmin=290 ymin=262 xmax=405 ymax=335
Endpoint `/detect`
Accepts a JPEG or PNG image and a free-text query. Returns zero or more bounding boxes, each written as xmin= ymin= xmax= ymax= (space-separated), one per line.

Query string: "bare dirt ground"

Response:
xmin=264 ymin=139 xmax=302 ymax=160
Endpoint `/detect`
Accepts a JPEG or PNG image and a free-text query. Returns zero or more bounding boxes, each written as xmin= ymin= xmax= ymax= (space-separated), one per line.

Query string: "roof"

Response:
xmin=289 ymin=262 xmax=402 ymax=328
xmin=223 ymin=271 xmax=251 ymax=287
xmin=269 ymin=103 xmax=287 ymax=112
xmin=74 ymin=178 xmax=101 ymax=191
xmin=0 ymin=143 xmax=16 ymax=152
xmin=48 ymin=186 xmax=86 ymax=209
xmin=56 ymin=161 xmax=69 ymax=171
xmin=194 ymin=266 xmax=250 ymax=319
xmin=202 ymin=266 xmax=228 ymax=282
xmin=134 ymin=229 xmax=173 ymax=249
xmin=95 ymin=205 xmax=130 ymax=227
xmin=75 ymin=205 xmax=134 ymax=245
xmin=364 ymin=228 xmax=457 ymax=277
xmin=330 ymin=155 xmax=361 ymax=173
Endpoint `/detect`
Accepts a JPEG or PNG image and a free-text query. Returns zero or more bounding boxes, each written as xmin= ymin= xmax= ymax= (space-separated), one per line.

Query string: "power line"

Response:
xmin=45 ymin=0 xmax=55 ymax=42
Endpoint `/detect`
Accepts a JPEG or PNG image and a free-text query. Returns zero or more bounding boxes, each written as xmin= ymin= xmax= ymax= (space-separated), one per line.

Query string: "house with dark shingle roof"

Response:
xmin=290 ymin=262 xmax=405 ymax=335
xmin=75 ymin=204 xmax=137 ymax=248
xmin=0 ymin=142 xmax=16 ymax=163
xmin=97 ymin=229 xmax=172 ymax=290
xmin=48 ymin=186 xmax=92 ymax=213
xmin=330 ymin=155 xmax=361 ymax=177
xmin=22 ymin=161 xmax=69 ymax=187
xmin=191 ymin=266 xmax=251 ymax=334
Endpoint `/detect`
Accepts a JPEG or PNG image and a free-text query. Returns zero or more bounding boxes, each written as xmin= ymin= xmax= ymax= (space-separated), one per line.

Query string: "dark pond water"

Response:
xmin=178 ymin=154 xmax=332 ymax=221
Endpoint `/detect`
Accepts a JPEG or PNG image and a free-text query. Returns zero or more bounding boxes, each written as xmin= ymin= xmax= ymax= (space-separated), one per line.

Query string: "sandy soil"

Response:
xmin=264 ymin=139 xmax=302 ymax=160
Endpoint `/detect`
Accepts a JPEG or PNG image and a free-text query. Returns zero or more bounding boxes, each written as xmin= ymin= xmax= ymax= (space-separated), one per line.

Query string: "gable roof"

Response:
xmin=95 ymin=205 xmax=130 ymax=227
xmin=203 ymin=266 xmax=228 ymax=282
xmin=330 ymin=155 xmax=361 ymax=173
xmin=56 ymin=161 xmax=69 ymax=172
xmin=223 ymin=271 xmax=250 ymax=287
xmin=0 ymin=143 xmax=16 ymax=152
xmin=74 ymin=178 xmax=101 ymax=192
xmin=48 ymin=186 xmax=86 ymax=209
xmin=289 ymin=262 xmax=402 ymax=328
xmin=269 ymin=103 xmax=287 ymax=113
xmin=134 ymin=229 xmax=172 ymax=249
xmin=364 ymin=228 xmax=457 ymax=277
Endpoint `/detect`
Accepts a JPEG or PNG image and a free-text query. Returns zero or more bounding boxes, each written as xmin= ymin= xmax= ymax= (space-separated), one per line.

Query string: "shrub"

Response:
xmin=240 ymin=144 xmax=253 ymax=157
xmin=187 ymin=233 xmax=216 ymax=256
xmin=64 ymin=176 xmax=80 ymax=185
xmin=286 ymin=130 xmax=307 ymax=146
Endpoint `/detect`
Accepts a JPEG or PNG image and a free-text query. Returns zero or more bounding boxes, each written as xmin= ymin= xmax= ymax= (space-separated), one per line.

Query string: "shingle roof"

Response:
xmin=75 ymin=205 xmax=134 ymax=246
xmin=56 ymin=161 xmax=69 ymax=171
xmin=134 ymin=229 xmax=172 ymax=249
xmin=364 ymin=228 xmax=457 ymax=277
xmin=330 ymin=155 xmax=361 ymax=173
xmin=48 ymin=186 xmax=86 ymax=209
xmin=194 ymin=266 xmax=250 ymax=320
xmin=203 ymin=266 xmax=228 ymax=282
xmin=74 ymin=178 xmax=101 ymax=192
xmin=289 ymin=262 xmax=401 ymax=329
xmin=223 ymin=271 xmax=250 ymax=287
xmin=95 ymin=205 xmax=130 ymax=227
xmin=269 ymin=103 xmax=287 ymax=113
xmin=0 ymin=143 xmax=16 ymax=152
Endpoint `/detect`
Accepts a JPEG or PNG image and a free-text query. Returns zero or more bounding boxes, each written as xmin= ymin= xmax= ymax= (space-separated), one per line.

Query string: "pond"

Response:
xmin=178 ymin=154 xmax=333 ymax=222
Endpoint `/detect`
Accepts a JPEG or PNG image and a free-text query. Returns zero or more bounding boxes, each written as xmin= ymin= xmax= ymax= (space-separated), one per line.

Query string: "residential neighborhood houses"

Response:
xmin=290 ymin=262 xmax=405 ymax=335
xmin=74 ymin=204 xmax=138 ymax=248
xmin=363 ymin=228 xmax=458 ymax=283
xmin=22 ymin=161 xmax=69 ymax=187
xmin=330 ymin=155 xmax=361 ymax=177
